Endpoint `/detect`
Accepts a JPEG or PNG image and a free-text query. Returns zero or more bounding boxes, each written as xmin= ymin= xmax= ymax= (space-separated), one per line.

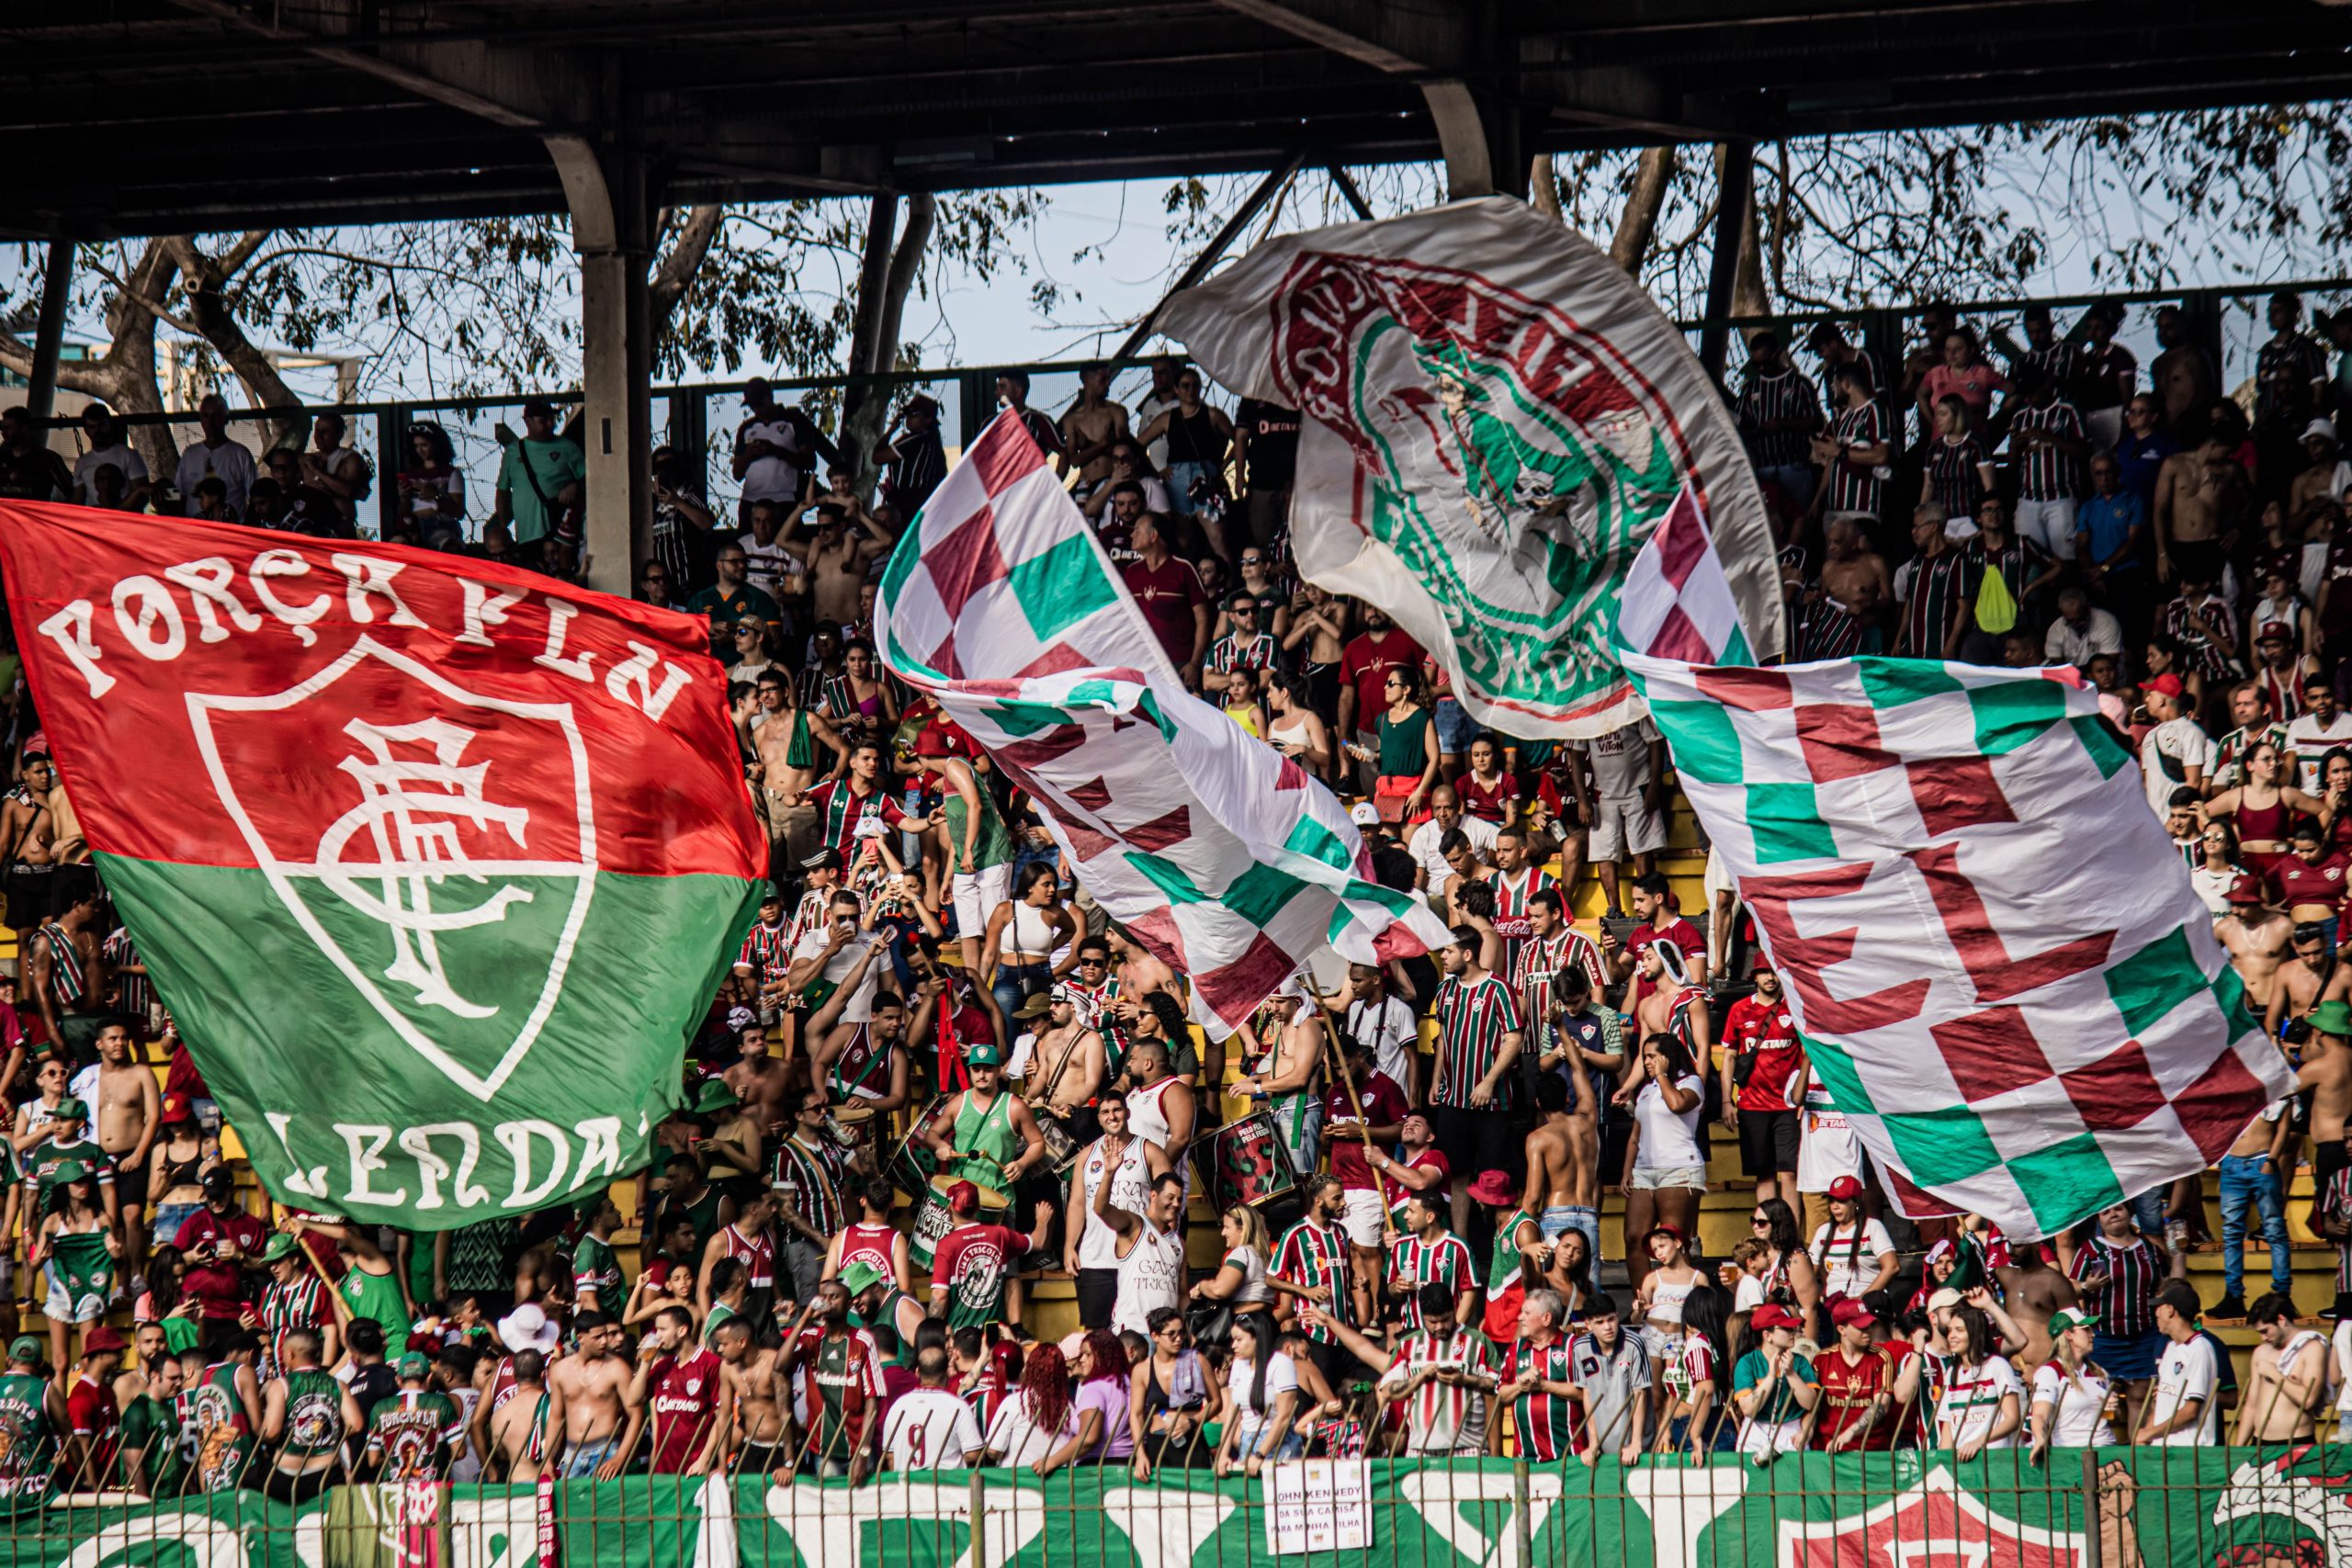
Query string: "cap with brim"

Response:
xmin=397 ymin=1352 xmax=433 ymax=1380
xmin=2258 ymin=621 xmax=2293 ymax=643
xmin=965 ymin=1043 xmax=1001 ymax=1067
xmin=51 ymin=1098 xmax=85 ymax=1123
xmin=20 ymin=734 xmax=47 ymax=760
xmin=800 ymin=847 xmax=842 ymax=872
xmin=2303 ymin=417 xmax=2338 ymax=445
xmin=1751 ymin=1304 xmax=1800 ymax=1331
xmin=82 ymin=1326 xmax=125 ymax=1356
xmin=1644 ymin=1223 xmax=1686 ymax=1248
xmin=1828 ymin=1295 xmax=1876 ymax=1329
xmin=262 ymin=1234 xmax=300 ymax=1264
xmin=201 ymin=1166 xmax=234 ymax=1191
xmin=1013 ymin=993 xmax=1052 ymax=1020
xmin=693 ymin=1078 xmax=739 ymax=1114
xmin=7 ymin=1336 xmax=40 ymax=1365
xmin=1466 ymin=1169 xmax=1519 ymax=1206
xmin=160 ymin=1093 xmax=192 ymax=1123
xmin=837 ymin=1260 xmax=884 ymax=1297
xmin=1826 ymin=1175 xmax=1865 ymax=1201
xmin=2046 ymin=1308 xmax=2101 ymax=1335
xmin=1348 ymin=802 xmax=1382 ymax=828
xmin=2144 ymin=672 xmax=2186 ymax=700
xmin=2227 ymin=874 xmax=2266 ymax=906
xmin=2310 ymin=998 xmax=2352 ymax=1037
xmin=1927 ymin=1287 xmax=1965 ymax=1314
xmin=48 ymin=1158 xmax=87 ymax=1187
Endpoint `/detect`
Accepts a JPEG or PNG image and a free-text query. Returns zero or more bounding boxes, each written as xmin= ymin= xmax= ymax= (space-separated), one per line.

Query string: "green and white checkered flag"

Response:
xmin=1622 ymin=651 xmax=2290 ymax=1237
xmin=875 ymin=412 xmax=1451 ymax=1037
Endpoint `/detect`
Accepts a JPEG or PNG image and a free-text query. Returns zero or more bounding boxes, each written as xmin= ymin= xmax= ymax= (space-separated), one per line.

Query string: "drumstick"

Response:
xmin=1298 ymin=968 xmax=1375 ymax=1147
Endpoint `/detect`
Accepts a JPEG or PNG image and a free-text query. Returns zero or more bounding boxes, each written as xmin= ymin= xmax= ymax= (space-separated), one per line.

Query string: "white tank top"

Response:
xmin=1077 ymin=1137 xmax=1149 ymax=1270
xmin=1001 ymin=901 xmax=1056 ymax=957
xmin=1646 ymin=1270 xmax=1696 ymax=1326
xmin=1127 ymin=1077 xmax=1179 ymax=1149
xmin=1114 ymin=1223 xmax=1187 ymax=1336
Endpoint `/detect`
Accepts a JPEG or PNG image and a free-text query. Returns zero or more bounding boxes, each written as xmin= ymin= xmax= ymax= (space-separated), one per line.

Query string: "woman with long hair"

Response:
xmin=396 ymin=420 xmax=465 ymax=533
xmin=2203 ymin=738 xmax=2322 ymax=884
xmin=2028 ymin=1308 xmax=2118 ymax=1462
xmin=817 ymin=639 xmax=899 ymax=745
xmin=1347 ymin=664 xmax=1441 ymax=825
xmin=1657 ymin=1282 xmax=1734 ymax=1460
xmin=2189 ymin=818 xmax=2245 ymax=914
xmin=1924 ymin=394 xmax=1996 ymax=520
xmin=1191 ymin=1203 xmax=1274 ymax=1317
xmin=1264 ymin=675 xmax=1334 ymax=778
xmin=985 ymin=1340 xmax=1084 ymax=1474
xmin=1618 ymin=1030 xmax=1707 ymax=1288
xmin=1542 ymin=1224 xmax=1594 ymax=1320
xmin=33 ymin=1163 xmax=121 ymax=1370
xmin=979 ymin=861 xmax=1079 ymax=1024
xmin=1930 ymin=1303 xmax=2024 ymax=1458
xmin=1127 ymin=1305 xmax=1221 ymax=1479
xmin=1729 ymin=1196 xmax=1822 ymax=1334
xmin=1070 ymin=1328 xmax=1136 ymax=1465
xmin=1215 ymin=1312 xmax=1303 ymax=1476
xmin=1632 ymin=1221 xmax=1710 ymax=1353
xmin=2316 ymin=748 xmax=2352 ymax=855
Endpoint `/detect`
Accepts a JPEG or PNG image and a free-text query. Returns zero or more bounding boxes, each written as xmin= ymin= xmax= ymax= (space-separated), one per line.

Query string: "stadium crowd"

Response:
xmin=0 ymin=295 xmax=2346 ymax=1501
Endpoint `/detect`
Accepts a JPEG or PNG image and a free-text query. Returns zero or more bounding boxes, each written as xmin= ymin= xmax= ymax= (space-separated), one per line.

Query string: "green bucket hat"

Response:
xmin=2308 ymin=998 xmax=2352 ymax=1037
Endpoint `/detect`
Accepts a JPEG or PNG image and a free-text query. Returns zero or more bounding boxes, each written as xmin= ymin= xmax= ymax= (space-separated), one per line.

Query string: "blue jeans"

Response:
xmin=992 ymin=961 xmax=1051 ymax=1026
xmin=2126 ymin=1186 xmax=2167 ymax=1237
xmin=2217 ymin=1153 xmax=2290 ymax=1300
xmin=1432 ymin=696 xmax=1479 ymax=754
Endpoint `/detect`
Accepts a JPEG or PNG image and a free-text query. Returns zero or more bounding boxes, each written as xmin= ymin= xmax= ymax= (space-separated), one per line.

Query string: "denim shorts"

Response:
xmin=1433 ymin=696 xmax=1480 ymax=754
xmin=1632 ymin=1166 xmax=1708 ymax=1191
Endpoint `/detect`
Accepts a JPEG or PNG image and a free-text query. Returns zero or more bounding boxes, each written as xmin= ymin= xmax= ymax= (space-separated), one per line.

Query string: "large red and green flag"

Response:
xmin=875 ymin=412 xmax=1451 ymax=1036
xmin=0 ymin=502 xmax=763 ymax=1226
xmin=1159 ymin=195 xmax=1784 ymax=739
xmin=1613 ymin=504 xmax=2289 ymax=1236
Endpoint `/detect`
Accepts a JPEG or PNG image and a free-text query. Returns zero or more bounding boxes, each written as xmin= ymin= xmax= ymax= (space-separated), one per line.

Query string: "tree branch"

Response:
xmin=1609 ymin=146 xmax=1678 ymax=273
xmin=650 ymin=204 xmax=724 ymax=338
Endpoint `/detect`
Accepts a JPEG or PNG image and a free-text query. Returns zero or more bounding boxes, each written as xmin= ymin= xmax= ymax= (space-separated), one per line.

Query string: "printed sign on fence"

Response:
xmin=1265 ymin=1460 xmax=1372 ymax=1555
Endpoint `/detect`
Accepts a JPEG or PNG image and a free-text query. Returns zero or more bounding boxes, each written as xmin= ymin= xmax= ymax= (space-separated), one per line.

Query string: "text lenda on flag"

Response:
xmin=0 ymin=501 xmax=764 ymax=1226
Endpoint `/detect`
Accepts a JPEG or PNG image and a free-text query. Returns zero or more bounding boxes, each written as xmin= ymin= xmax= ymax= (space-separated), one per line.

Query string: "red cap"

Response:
xmin=1826 ymin=1175 xmax=1865 ymax=1201
xmin=160 ymin=1093 xmax=192 ymax=1123
xmin=1644 ymin=1223 xmax=1687 ymax=1249
xmin=2144 ymin=672 xmax=2186 ymax=700
xmin=2257 ymin=621 xmax=2292 ymax=643
xmin=1829 ymin=1295 xmax=1877 ymax=1329
xmin=1467 ymin=1169 xmax=1518 ymax=1206
xmin=947 ymin=1180 xmax=980 ymax=1215
xmin=1751 ymin=1304 xmax=1800 ymax=1332
xmin=2226 ymin=874 xmax=2266 ymax=906
xmin=81 ymin=1325 xmax=126 ymax=1355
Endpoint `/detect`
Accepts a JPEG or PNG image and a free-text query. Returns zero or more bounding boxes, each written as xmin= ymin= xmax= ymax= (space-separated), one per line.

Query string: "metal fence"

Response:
xmin=5 ymin=1446 xmax=2344 ymax=1567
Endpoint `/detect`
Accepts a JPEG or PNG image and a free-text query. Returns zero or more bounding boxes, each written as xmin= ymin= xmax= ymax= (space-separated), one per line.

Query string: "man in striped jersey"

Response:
xmin=1495 ymin=1288 xmax=1578 ymax=1461
xmin=1388 ymin=1192 xmax=1478 ymax=1334
xmin=802 ymin=743 xmax=931 ymax=863
xmin=2066 ymin=1201 xmax=2168 ymax=1396
xmin=2015 ymin=303 xmax=2085 ymax=397
xmin=1810 ymin=361 xmax=1892 ymax=526
xmin=1272 ymin=1176 xmax=1355 ymax=1381
xmin=732 ymin=891 xmax=792 ymax=1026
xmin=772 ymin=1088 xmax=848 ymax=1303
xmin=254 ymin=1235 xmax=336 ymax=1382
xmin=1202 ymin=594 xmax=1279 ymax=693
xmin=1430 ymin=926 xmax=1524 ymax=1236
xmin=1894 ymin=503 xmax=1976 ymax=660
xmin=2005 ymin=366 xmax=2088 ymax=561
xmin=1736 ymin=332 xmax=1824 ymax=513
xmin=1375 ymin=1282 xmax=1497 ymax=1455
xmin=1486 ymin=829 xmax=1556 ymax=976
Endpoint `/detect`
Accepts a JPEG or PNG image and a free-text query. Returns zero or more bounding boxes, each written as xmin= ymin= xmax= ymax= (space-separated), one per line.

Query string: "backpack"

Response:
xmin=1973 ymin=561 xmax=2019 ymax=635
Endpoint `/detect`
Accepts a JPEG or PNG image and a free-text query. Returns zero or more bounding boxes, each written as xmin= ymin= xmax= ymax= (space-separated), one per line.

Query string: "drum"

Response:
xmin=910 ymin=1172 xmax=1008 ymax=1269
xmin=1191 ymin=1111 xmax=1297 ymax=1213
xmin=1035 ymin=1111 xmax=1082 ymax=1177
xmin=827 ymin=1102 xmax=876 ymax=1157
xmin=887 ymin=1093 xmax=951 ymax=1203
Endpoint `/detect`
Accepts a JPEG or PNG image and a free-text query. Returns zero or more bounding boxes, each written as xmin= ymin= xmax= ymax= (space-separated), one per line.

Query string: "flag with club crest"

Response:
xmin=1614 ymin=510 xmax=2289 ymax=1238
xmin=874 ymin=412 xmax=1452 ymax=1037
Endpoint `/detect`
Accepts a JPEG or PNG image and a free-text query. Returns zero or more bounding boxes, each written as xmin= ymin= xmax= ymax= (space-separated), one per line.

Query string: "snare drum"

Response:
xmin=910 ymin=1172 xmax=1009 ymax=1269
xmin=1191 ymin=1111 xmax=1298 ymax=1213
xmin=887 ymin=1093 xmax=952 ymax=1203
xmin=1035 ymin=1111 xmax=1082 ymax=1177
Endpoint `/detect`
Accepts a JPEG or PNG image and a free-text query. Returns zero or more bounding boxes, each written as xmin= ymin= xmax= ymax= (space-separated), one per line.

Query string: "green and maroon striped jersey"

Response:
xmin=1272 ymin=1218 xmax=1352 ymax=1343
xmin=1389 ymin=1231 xmax=1475 ymax=1333
xmin=1430 ymin=974 xmax=1521 ymax=1110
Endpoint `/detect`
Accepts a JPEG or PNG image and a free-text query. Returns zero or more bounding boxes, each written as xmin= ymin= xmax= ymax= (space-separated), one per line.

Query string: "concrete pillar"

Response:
xmin=25 ymin=240 xmax=74 ymax=423
xmin=1423 ymin=83 xmax=1530 ymax=204
xmin=1698 ymin=141 xmax=1756 ymax=384
xmin=545 ymin=134 xmax=654 ymax=595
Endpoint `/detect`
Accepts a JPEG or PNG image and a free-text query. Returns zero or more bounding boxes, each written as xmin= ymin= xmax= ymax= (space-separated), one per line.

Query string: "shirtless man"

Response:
xmin=1104 ymin=927 xmax=1199 ymax=1088
xmin=91 ymin=1020 xmax=159 ymax=1275
xmin=1057 ymin=362 xmax=1131 ymax=487
xmin=713 ymin=1317 xmax=789 ymax=1472
xmin=1 ymin=749 xmax=58 ymax=973
xmin=721 ymin=1021 xmax=793 ymax=1133
xmin=2154 ymin=429 xmax=2245 ymax=583
xmin=1633 ymin=943 xmax=1710 ymax=1055
xmin=1231 ymin=986 xmax=1326 ymax=1179
xmin=1521 ymin=1069 xmax=1599 ymax=1261
xmin=2232 ymin=1295 xmax=2326 ymax=1444
xmin=788 ymin=502 xmax=891 ymax=629
xmin=748 ymin=671 xmax=848 ymax=876
xmin=1815 ymin=516 xmax=1895 ymax=648
xmin=2297 ymin=999 xmax=2352 ymax=1238
xmin=546 ymin=1312 xmax=632 ymax=1479
xmin=2210 ymin=879 xmax=2298 ymax=1031
xmin=485 ymin=1349 xmax=554 ymax=1482
xmin=1022 ymin=987 xmax=1106 ymax=1137
xmin=1991 ymin=1246 xmax=2079 ymax=1371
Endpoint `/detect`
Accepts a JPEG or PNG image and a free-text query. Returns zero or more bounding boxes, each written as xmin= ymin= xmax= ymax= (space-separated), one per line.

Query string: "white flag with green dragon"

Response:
xmin=1160 ymin=195 xmax=1783 ymax=738
xmin=874 ymin=412 xmax=1451 ymax=1038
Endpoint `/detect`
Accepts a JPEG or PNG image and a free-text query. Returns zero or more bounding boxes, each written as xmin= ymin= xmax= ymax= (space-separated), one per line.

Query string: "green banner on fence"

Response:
xmin=1 ymin=1453 xmax=2342 ymax=1568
